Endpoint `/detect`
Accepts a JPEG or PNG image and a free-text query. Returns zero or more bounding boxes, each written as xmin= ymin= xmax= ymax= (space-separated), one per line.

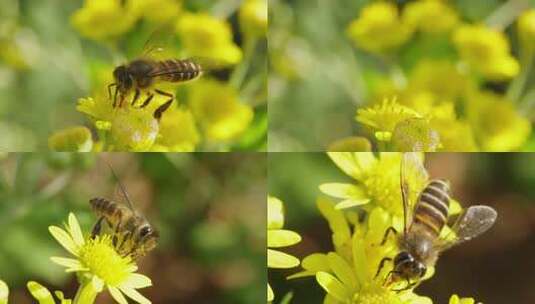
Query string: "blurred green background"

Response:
xmin=0 ymin=0 xmax=267 ymax=151
xmin=0 ymin=152 xmax=266 ymax=303
xmin=269 ymin=153 xmax=535 ymax=304
xmin=269 ymin=0 xmax=535 ymax=151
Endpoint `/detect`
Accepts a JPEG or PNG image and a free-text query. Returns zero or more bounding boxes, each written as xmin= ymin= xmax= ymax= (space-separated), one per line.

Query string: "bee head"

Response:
xmin=136 ymin=224 xmax=159 ymax=252
xmin=393 ymin=251 xmax=426 ymax=281
xmin=113 ymin=65 xmax=133 ymax=92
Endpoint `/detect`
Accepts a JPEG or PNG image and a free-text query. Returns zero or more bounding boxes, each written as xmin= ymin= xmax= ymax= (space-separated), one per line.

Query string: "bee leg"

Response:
xmin=108 ymin=83 xmax=116 ymax=101
xmin=374 ymin=257 xmax=393 ymax=279
xmin=152 ymin=89 xmax=174 ymax=120
xmin=393 ymin=277 xmax=416 ymax=293
xmin=138 ymin=93 xmax=154 ymax=109
xmin=380 ymin=226 xmax=398 ymax=246
xmin=131 ymin=88 xmax=141 ymax=107
xmin=112 ymin=218 xmax=123 ymax=247
xmin=113 ymin=88 xmax=119 ymax=108
xmin=117 ymin=230 xmax=132 ymax=254
xmin=91 ymin=216 xmax=105 ymax=239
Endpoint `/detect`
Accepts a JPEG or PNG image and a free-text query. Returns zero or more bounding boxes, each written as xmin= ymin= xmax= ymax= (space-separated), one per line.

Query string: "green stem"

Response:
xmin=230 ymin=37 xmax=258 ymax=89
xmin=73 ymin=280 xmax=98 ymax=304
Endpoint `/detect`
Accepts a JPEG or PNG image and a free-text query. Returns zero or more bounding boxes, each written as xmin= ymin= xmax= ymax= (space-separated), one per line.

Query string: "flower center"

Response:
xmin=353 ymin=283 xmax=402 ymax=304
xmin=78 ymin=235 xmax=134 ymax=286
xmin=363 ymin=156 xmax=404 ymax=216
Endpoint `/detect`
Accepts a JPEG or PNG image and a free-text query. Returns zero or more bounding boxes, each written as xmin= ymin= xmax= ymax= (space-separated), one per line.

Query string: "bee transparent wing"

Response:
xmin=436 ymin=205 xmax=497 ymax=251
xmin=105 ymin=161 xmax=137 ymax=213
xmin=400 ymin=153 xmax=428 ymax=234
xmin=146 ymin=56 xmax=230 ymax=78
xmin=136 ymin=23 xmax=179 ymax=60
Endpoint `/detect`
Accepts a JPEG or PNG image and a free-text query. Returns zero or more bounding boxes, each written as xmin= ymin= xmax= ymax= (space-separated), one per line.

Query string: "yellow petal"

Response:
xmin=50 ymin=257 xmax=84 ymax=269
xmin=48 ymin=226 xmax=78 ymax=256
xmin=326 ymin=152 xmax=362 ymax=180
xmin=119 ymin=286 xmax=151 ymax=304
xmin=319 ymin=183 xmax=366 ymax=200
xmin=0 ymin=280 xmax=8 ymax=304
xmin=316 ymin=272 xmax=350 ymax=302
xmin=286 ymin=270 xmax=318 ymax=280
xmin=327 ymin=253 xmax=357 ymax=290
xmin=27 ymin=281 xmax=54 ymax=304
xmin=268 ymin=196 xmax=285 ymax=229
xmin=449 ymin=199 xmax=462 ymax=215
xmin=352 ymin=232 xmax=369 ymax=284
xmin=335 ymin=198 xmax=370 ymax=210
xmin=120 ymin=274 xmax=152 ymax=290
xmin=267 ymin=283 xmax=274 ymax=302
xmin=267 ymin=249 xmax=300 ymax=269
xmin=108 ymin=286 xmax=128 ymax=304
xmin=301 ymin=253 xmax=330 ymax=271
xmin=316 ymin=197 xmax=351 ymax=248
xmin=68 ymin=213 xmax=84 ymax=247
xmin=267 ymin=229 xmax=302 ymax=248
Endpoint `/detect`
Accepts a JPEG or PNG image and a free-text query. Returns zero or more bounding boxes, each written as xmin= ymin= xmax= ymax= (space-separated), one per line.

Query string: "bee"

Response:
xmin=108 ymin=56 xmax=204 ymax=120
xmin=90 ymin=165 xmax=158 ymax=259
xmin=375 ymin=153 xmax=497 ymax=291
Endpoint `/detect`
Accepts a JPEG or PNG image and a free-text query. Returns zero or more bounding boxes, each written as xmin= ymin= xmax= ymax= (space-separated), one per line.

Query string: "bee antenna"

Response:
xmin=103 ymin=158 xmax=136 ymax=213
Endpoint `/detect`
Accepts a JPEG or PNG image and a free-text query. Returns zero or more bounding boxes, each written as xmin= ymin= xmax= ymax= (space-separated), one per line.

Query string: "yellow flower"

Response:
xmin=0 ymin=280 xmax=7 ymax=304
xmin=176 ymin=13 xmax=242 ymax=64
xmin=518 ymin=9 xmax=535 ymax=52
xmin=71 ymin=0 xmax=138 ymax=41
xmin=347 ymin=2 xmax=413 ymax=53
xmin=407 ymin=60 xmax=468 ymax=102
xmin=289 ymin=198 xmax=434 ymax=304
xmin=48 ymin=126 xmax=94 ymax=152
xmin=267 ymin=196 xmax=301 ymax=302
xmin=155 ymin=107 xmax=200 ymax=151
xmin=453 ymin=24 xmax=519 ymax=80
xmin=449 ymin=294 xmax=476 ymax=304
xmin=320 ymin=152 xmax=428 ymax=217
xmin=468 ymin=90 xmax=531 ymax=151
xmin=110 ymin=108 xmax=160 ymax=151
xmin=431 ymin=118 xmax=478 ymax=152
xmin=129 ymin=0 xmax=181 ymax=23
xmin=356 ymin=98 xmax=422 ymax=142
xmin=328 ymin=137 xmax=372 ymax=152
xmin=189 ymin=79 xmax=253 ymax=142
xmin=49 ymin=213 xmax=152 ymax=304
xmin=403 ymin=0 xmax=458 ymax=34
xmin=239 ymin=0 xmax=268 ymax=38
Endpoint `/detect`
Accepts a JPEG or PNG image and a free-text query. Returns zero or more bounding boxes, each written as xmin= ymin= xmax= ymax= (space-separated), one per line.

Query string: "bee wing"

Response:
xmin=131 ymin=23 xmax=179 ymax=61
xmin=146 ymin=56 xmax=231 ymax=77
xmin=400 ymin=153 xmax=428 ymax=234
xmin=105 ymin=161 xmax=137 ymax=213
xmin=436 ymin=205 xmax=497 ymax=251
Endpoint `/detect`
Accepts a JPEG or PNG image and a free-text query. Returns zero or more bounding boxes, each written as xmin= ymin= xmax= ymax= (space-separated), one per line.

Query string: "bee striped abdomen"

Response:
xmin=157 ymin=59 xmax=202 ymax=82
xmin=90 ymin=198 xmax=122 ymax=220
xmin=413 ymin=179 xmax=450 ymax=236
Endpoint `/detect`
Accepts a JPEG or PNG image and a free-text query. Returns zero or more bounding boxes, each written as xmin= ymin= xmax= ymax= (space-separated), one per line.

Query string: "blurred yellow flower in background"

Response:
xmin=71 ymin=0 xmax=138 ymax=41
xmin=129 ymin=0 xmax=182 ymax=23
xmin=154 ymin=107 xmax=200 ymax=152
xmin=239 ymin=0 xmax=268 ymax=38
xmin=449 ymin=294 xmax=477 ymax=304
xmin=347 ymin=2 xmax=413 ymax=53
xmin=403 ymin=0 xmax=458 ymax=34
xmin=518 ymin=9 xmax=535 ymax=52
xmin=453 ymin=24 xmax=519 ymax=81
xmin=267 ymin=196 xmax=301 ymax=302
xmin=468 ymin=90 xmax=531 ymax=151
xmin=48 ymin=126 xmax=93 ymax=152
xmin=176 ymin=13 xmax=243 ymax=64
xmin=0 ymin=280 xmax=7 ymax=304
xmin=189 ymin=79 xmax=253 ymax=142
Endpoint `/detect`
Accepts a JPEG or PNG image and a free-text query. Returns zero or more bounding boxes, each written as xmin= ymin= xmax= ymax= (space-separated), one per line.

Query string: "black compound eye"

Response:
xmin=139 ymin=226 xmax=152 ymax=237
xmin=394 ymin=251 xmax=412 ymax=264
